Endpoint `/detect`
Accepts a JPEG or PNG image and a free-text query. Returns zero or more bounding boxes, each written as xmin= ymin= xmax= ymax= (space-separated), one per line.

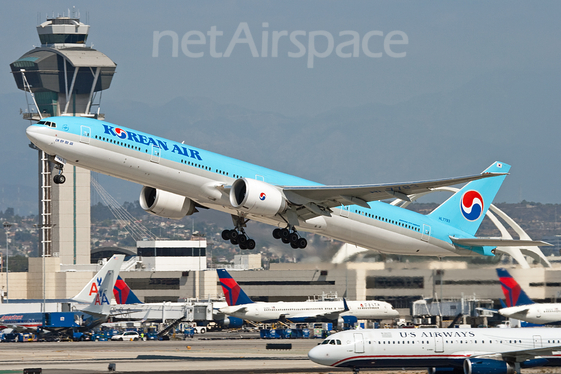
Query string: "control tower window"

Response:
xmin=39 ymin=34 xmax=88 ymax=45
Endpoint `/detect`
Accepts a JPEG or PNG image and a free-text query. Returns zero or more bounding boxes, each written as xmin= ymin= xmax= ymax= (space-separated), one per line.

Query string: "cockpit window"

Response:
xmin=321 ymin=340 xmax=330 ymax=345
xmin=37 ymin=120 xmax=56 ymax=128
xmin=336 ymin=339 xmax=341 ymax=345
xmin=329 ymin=340 xmax=336 ymax=345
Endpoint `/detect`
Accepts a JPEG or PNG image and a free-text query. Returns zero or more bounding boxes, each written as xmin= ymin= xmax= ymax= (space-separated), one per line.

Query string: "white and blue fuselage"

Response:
xmin=26 ymin=117 xmax=511 ymax=257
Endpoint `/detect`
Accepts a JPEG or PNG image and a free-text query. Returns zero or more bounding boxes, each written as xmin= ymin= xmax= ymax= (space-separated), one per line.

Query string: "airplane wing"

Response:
xmin=450 ymin=238 xmax=552 ymax=247
xmin=282 ymin=172 xmax=506 ymax=218
xmin=499 ymin=305 xmax=532 ymax=315
xmin=472 ymin=345 xmax=561 ymax=363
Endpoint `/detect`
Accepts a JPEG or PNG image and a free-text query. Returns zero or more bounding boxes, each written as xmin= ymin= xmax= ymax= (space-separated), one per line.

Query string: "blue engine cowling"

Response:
xmin=220 ymin=316 xmax=244 ymax=328
xmin=464 ymin=358 xmax=515 ymax=374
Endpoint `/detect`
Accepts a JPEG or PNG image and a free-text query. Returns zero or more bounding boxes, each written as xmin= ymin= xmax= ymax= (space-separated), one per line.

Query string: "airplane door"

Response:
xmin=340 ymin=205 xmax=350 ymax=218
xmin=80 ymin=125 xmax=91 ymax=144
xmin=354 ymin=333 xmax=365 ymax=353
xmin=151 ymin=145 xmax=161 ymax=163
xmin=533 ymin=335 xmax=542 ymax=348
xmin=421 ymin=224 xmax=431 ymax=242
xmin=435 ymin=337 xmax=444 ymax=353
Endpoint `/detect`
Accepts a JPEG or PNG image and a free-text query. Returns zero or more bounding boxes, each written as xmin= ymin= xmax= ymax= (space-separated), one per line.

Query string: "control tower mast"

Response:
xmin=10 ymin=10 xmax=116 ymax=269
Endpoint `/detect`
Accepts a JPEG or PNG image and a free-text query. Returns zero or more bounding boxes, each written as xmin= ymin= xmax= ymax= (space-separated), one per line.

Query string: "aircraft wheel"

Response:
xmin=280 ymin=228 xmax=290 ymax=239
xmin=290 ymin=242 xmax=299 ymax=249
xmin=289 ymin=232 xmax=299 ymax=243
xmin=229 ymin=230 xmax=239 ymax=240
xmin=247 ymin=239 xmax=256 ymax=250
xmin=298 ymin=238 xmax=307 ymax=249
xmin=239 ymin=242 xmax=248 ymax=250
xmin=221 ymin=230 xmax=231 ymax=240
xmin=272 ymin=228 xmax=282 ymax=239
xmin=230 ymin=237 xmax=238 ymax=245
xmin=281 ymin=236 xmax=290 ymax=244
xmin=238 ymin=234 xmax=247 ymax=244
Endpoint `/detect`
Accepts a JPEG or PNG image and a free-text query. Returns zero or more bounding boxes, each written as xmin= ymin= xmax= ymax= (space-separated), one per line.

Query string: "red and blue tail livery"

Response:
xmin=496 ymin=268 xmax=534 ymax=307
xmin=217 ymin=269 xmax=254 ymax=306
xmin=113 ymin=276 xmax=143 ymax=304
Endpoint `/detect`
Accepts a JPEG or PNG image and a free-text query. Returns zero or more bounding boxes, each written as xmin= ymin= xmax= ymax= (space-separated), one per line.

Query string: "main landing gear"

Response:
xmin=222 ymin=229 xmax=256 ymax=250
xmin=272 ymin=227 xmax=307 ymax=249
xmin=222 ymin=215 xmax=255 ymax=250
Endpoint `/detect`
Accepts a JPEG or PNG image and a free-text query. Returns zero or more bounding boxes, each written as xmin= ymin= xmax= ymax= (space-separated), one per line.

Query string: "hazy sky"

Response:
xmin=1 ymin=1 xmax=561 ymax=212
xmin=3 ymin=1 xmax=559 ymax=116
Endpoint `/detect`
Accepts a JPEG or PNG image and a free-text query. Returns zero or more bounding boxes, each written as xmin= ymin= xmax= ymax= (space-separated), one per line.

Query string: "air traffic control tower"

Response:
xmin=10 ymin=12 xmax=116 ymax=273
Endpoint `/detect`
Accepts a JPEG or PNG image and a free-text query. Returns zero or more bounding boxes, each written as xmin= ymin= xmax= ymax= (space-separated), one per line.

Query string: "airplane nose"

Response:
xmin=308 ymin=345 xmax=330 ymax=366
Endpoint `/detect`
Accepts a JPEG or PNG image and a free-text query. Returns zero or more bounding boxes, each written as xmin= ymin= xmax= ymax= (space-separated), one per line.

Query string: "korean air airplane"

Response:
xmin=308 ymin=327 xmax=561 ymax=374
xmin=26 ymin=117 xmax=549 ymax=256
xmin=217 ymin=269 xmax=398 ymax=324
xmin=493 ymin=268 xmax=561 ymax=325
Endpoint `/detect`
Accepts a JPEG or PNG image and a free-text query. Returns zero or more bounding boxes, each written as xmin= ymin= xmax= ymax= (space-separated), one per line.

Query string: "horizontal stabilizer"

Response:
xmin=450 ymin=237 xmax=552 ymax=247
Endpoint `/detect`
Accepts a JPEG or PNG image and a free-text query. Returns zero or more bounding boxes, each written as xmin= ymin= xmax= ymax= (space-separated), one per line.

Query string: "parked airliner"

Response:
xmin=308 ymin=327 xmax=561 ymax=374
xmin=217 ymin=269 xmax=398 ymax=324
xmin=494 ymin=268 xmax=561 ymax=325
xmin=26 ymin=117 xmax=549 ymax=256
xmin=0 ymin=255 xmax=124 ymax=334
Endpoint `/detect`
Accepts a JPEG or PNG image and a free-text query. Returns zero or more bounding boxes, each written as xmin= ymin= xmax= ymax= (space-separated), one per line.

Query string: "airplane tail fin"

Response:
xmin=496 ymin=268 xmax=534 ymax=307
xmin=72 ymin=255 xmax=125 ymax=303
xmin=113 ymin=276 xmax=143 ymax=304
xmin=82 ymin=267 xmax=119 ymax=317
xmin=217 ymin=269 xmax=254 ymax=306
xmin=428 ymin=161 xmax=510 ymax=236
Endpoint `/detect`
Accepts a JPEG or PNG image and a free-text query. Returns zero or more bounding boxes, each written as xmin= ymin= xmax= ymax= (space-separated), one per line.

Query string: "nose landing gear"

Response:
xmin=53 ymin=165 xmax=66 ymax=184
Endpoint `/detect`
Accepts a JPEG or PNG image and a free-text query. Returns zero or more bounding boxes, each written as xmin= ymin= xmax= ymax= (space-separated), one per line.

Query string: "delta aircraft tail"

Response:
xmin=429 ymin=161 xmax=510 ymax=236
xmin=113 ymin=276 xmax=143 ymax=304
xmin=217 ymin=269 xmax=254 ymax=306
xmin=72 ymin=255 xmax=125 ymax=303
xmin=496 ymin=268 xmax=534 ymax=307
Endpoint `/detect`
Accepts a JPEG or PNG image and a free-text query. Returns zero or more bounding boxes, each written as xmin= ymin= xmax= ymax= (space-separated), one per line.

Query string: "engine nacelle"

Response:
xmin=229 ymin=178 xmax=287 ymax=216
xmin=139 ymin=186 xmax=196 ymax=219
xmin=219 ymin=316 xmax=244 ymax=328
xmin=464 ymin=358 xmax=515 ymax=374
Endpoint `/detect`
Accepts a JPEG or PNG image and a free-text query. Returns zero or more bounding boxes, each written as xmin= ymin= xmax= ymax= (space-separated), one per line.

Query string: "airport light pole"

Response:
xmin=3 ymin=222 xmax=11 ymax=303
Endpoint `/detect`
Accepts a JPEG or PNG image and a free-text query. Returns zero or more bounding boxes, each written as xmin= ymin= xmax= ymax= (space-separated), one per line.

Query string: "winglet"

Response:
xmin=217 ymin=269 xmax=254 ymax=306
xmin=342 ymin=298 xmax=349 ymax=312
xmin=496 ymin=268 xmax=534 ymax=307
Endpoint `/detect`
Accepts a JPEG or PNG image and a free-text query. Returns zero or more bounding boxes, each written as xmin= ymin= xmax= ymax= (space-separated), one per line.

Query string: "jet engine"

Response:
xmin=139 ymin=186 xmax=196 ymax=219
xmin=229 ymin=178 xmax=287 ymax=216
xmin=464 ymin=358 xmax=515 ymax=374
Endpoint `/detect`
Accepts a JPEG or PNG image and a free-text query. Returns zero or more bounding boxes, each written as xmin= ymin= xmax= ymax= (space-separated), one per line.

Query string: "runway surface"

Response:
xmin=0 ymin=332 xmax=347 ymax=373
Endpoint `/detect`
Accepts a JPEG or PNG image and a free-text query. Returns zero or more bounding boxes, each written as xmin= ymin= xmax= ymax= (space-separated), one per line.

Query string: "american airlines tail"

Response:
xmin=496 ymin=268 xmax=534 ymax=307
xmin=429 ymin=161 xmax=510 ymax=236
xmin=72 ymin=255 xmax=125 ymax=303
xmin=82 ymin=268 xmax=118 ymax=317
xmin=217 ymin=269 xmax=254 ymax=306
xmin=113 ymin=276 xmax=143 ymax=304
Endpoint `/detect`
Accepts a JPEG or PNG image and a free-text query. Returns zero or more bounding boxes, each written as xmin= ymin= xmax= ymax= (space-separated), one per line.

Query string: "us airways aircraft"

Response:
xmin=493 ymin=268 xmax=561 ymax=325
xmin=308 ymin=327 xmax=561 ymax=374
xmin=217 ymin=269 xmax=398 ymax=324
xmin=26 ymin=117 xmax=549 ymax=256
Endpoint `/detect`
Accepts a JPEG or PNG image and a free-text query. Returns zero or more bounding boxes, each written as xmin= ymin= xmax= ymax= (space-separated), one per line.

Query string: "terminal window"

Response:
xmin=366 ymin=276 xmax=424 ymax=289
